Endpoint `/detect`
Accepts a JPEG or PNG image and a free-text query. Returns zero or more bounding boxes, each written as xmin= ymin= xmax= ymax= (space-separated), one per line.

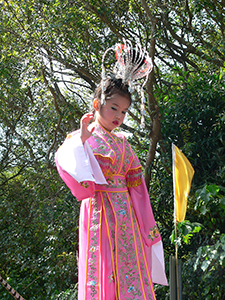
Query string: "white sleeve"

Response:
xmin=57 ymin=132 xmax=107 ymax=185
xmin=151 ymin=241 xmax=168 ymax=286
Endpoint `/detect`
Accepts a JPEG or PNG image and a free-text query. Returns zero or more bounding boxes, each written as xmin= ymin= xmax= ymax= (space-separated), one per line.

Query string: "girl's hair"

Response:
xmin=94 ymin=77 xmax=132 ymax=105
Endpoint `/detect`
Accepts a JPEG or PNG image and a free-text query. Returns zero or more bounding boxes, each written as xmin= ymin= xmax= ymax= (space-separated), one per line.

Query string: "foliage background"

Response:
xmin=0 ymin=0 xmax=225 ymax=299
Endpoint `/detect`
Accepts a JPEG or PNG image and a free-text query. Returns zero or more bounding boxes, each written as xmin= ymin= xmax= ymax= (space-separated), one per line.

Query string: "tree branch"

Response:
xmin=162 ymin=13 xmax=224 ymax=67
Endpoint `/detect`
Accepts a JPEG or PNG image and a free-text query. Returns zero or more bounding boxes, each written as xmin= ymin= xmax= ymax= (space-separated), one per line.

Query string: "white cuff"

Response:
xmin=151 ymin=241 xmax=168 ymax=286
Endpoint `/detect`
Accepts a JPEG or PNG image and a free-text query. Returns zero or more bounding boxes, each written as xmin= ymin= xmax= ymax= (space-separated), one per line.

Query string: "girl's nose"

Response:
xmin=116 ymin=111 xmax=122 ymax=119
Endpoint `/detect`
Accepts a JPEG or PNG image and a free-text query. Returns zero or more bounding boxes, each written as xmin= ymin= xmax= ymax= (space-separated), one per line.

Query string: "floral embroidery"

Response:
xmin=106 ymin=192 xmax=145 ymax=298
xmin=84 ymin=124 xmax=157 ymax=299
xmin=105 ymin=177 xmax=126 ymax=189
xmin=119 ymin=209 xmax=126 ymax=215
xmin=80 ymin=181 xmax=89 ymax=188
xmin=130 ymin=204 xmax=155 ymax=299
xmin=88 ymin=197 xmax=100 ymax=299
xmin=108 ymin=273 xmax=114 ymax=283
xmin=88 ymin=125 xmax=137 ymax=178
xmin=122 ymin=224 xmax=127 ymax=231
xmin=148 ymin=226 xmax=159 ymax=241
xmin=128 ymin=286 xmax=135 ymax=293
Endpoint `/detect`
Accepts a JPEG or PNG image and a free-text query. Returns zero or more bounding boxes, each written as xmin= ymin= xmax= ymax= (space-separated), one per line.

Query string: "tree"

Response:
xmin=0 ymin=0 xmax=225 ymax=298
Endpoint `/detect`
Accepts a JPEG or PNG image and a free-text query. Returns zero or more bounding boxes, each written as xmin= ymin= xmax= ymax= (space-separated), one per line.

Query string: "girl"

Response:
xmin=55 ymin=42 xmax=168 ymax=300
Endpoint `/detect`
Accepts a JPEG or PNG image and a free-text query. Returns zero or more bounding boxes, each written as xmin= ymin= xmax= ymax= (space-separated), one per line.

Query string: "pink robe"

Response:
xmin=55 ymin=123 xmax=167 ymax=300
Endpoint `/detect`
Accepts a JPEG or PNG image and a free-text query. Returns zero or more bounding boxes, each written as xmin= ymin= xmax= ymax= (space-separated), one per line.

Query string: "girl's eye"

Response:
xmin=111 ymin=107 xmax=117 ymax=111
xmin=122 ymin=111 xmax=126 ymax=115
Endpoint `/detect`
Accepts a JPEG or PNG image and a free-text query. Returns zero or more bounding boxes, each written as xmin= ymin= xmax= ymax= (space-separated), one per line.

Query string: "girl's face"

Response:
xmin=94 ymin=94 xmax=130 ymax=132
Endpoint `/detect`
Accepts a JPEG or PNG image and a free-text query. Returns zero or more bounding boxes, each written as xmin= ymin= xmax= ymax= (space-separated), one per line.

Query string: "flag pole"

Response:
xmin=172 ymin=143 xmax=194 ymax=300
xmin=175 ymin=220 xmax=180 ymax=300
xmin=172 ymin=143 xmax=181 ymax=300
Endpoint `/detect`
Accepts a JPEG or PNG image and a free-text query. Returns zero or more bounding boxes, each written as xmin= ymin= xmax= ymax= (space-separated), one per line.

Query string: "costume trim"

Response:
xmin=133 ymin=206 xmax=157 ymax=300
xmin=84 ymin=200 xmax=92 ymax=300
xmin=127 ymin=192 xmax=147 ymax=300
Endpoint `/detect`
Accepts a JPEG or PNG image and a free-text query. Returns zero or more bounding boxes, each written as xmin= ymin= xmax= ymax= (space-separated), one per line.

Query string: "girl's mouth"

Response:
xmin=113 ymin=120 xmax=119 ymax=126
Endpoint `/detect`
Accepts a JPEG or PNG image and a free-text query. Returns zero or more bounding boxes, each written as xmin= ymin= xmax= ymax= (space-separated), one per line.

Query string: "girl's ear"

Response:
xmin=93 ymin=98 xmax=100 ymax=111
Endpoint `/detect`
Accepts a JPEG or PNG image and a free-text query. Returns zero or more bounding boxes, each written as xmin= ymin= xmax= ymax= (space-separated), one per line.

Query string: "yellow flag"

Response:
xmin=172 ymin=144 xmax=195 ymax=222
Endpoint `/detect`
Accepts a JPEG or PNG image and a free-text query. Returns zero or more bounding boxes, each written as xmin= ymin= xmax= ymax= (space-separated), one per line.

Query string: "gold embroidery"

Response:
xmin=127 ymin=178 xmax=142 ymax=188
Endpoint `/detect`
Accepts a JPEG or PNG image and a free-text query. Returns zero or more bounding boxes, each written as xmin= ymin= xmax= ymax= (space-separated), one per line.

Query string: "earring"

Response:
xmin=93 ymin=99 xmax=99 ymax=110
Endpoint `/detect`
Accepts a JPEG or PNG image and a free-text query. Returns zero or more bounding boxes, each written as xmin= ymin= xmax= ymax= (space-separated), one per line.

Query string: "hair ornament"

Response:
xmin=101 ymin=39 xmax=153 ymax=127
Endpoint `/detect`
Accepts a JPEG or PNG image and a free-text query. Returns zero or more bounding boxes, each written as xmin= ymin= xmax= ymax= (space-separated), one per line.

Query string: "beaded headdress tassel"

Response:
xmin=101 ymin=39 xmax=153 ymax=127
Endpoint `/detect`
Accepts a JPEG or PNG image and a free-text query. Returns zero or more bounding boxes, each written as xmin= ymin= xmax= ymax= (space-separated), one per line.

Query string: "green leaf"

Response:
xmin=219 ymin=197 xmax=225 ymax=210
xmin=201 ymin=260 xmax=211 ymax=272
xmin=206 ymin=184 xmax=219 ymax=196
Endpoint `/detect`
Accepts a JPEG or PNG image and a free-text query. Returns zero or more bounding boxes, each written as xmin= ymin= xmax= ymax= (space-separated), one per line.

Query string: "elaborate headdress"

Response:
xmin=101 ymin=39 xmax=153 ymax=127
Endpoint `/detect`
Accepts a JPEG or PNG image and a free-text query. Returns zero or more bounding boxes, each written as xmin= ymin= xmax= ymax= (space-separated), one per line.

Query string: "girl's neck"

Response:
xmin=94 ymin=120 xmax=113 ymax=132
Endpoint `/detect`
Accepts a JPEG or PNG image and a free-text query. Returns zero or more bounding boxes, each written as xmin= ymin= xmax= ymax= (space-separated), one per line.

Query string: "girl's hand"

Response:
xmin=80 ymin=112 xmax=95 ymax=144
